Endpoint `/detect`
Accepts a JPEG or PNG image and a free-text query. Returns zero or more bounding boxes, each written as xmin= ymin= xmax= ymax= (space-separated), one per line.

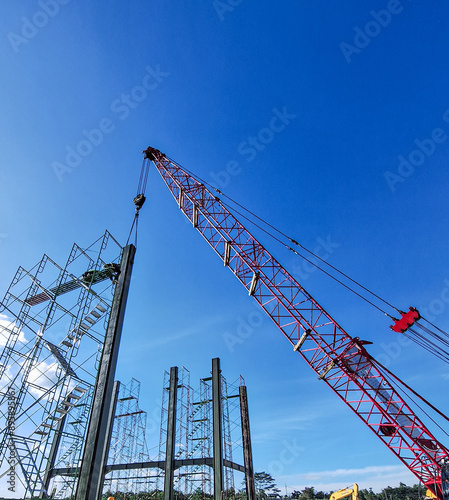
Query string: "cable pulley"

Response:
xmin=390 ymin=307 xmax=421 ymax=333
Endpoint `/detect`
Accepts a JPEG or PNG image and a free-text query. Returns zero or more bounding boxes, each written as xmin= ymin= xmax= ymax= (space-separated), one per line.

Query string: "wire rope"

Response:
xmin=373 ymin=356 xmax=449 ymax=441
xmin=159 ymin=155 xmax=449 ymax=364
xmin=166 ymin=156 xmax=400 ymax=316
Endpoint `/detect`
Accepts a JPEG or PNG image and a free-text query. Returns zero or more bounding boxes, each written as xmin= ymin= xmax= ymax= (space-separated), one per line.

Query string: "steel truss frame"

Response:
xmin=103 ymin=378 xmax=153 ymax=497
xmin=0 ymin=230 xmax=122 ymax=498
xmin=157 ymin=360 xmax=246 ymax=500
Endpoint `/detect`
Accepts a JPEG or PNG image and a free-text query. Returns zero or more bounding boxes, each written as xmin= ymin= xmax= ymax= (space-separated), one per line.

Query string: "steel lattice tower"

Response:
xmin=157 ymin=360 xmax=250 ymax=500
xmin=103 ymin=378 xmax=154 ymax=497
xmin=0 ymin=231 xmax=123 ymax=498
xmin=0 ymin=221 xmax=255 ymax=500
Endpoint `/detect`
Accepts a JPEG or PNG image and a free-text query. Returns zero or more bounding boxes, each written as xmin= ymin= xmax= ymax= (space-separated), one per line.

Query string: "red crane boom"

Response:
xmin=144 ymin=146 xmax=449 ymax=497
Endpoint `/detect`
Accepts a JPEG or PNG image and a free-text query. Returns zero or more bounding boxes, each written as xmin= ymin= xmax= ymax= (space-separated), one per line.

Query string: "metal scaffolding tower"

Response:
xmin=103 ymin=378 xmax=154 ymax=497
xmin=157 ymin=358 xmax=255 ymax=500
xmin=0 ymin=231 xmax=124 ymax=498
xmin=0 ymin=227 xmax=255 ymax=500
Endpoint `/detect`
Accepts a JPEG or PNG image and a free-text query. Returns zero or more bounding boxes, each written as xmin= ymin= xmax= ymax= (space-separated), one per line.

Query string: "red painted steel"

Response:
xmin=391 ymin=307 xmax=421 ymax=333
xmin=144 ymin=147 xmax=449 ymax=497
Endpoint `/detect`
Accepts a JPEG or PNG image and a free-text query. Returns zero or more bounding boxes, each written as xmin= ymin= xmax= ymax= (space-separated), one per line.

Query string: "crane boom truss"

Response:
xmin=145 ymin=147 xmax=449 ymax=497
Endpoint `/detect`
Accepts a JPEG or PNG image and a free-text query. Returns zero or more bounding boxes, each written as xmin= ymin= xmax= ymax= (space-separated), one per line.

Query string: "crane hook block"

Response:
xmin=390 ymin=307 xmax=420 ymax=333
xmin=133 ymin=194 xmax=146 ymax=210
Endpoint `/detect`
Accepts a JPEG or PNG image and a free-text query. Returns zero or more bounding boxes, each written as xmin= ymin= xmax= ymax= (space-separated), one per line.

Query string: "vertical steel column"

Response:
xmin=76 ymin=244 xmax=135 ymax=500
xmin=164 ymin=366 xmax=178 ymax=500
xmin=212 ymin=358 xmax=223 ymax=500
xmin=239 ymin=385 xmax=255 ymax=500
xmin=96 ymin=381 xmax=121 ymax=500
xmin=40 ymin=413 xmax=67 ymax=498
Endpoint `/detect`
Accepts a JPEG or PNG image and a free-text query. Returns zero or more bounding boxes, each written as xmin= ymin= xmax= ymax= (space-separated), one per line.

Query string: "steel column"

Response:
xmin=240 ymin=385 xmax=255 ymax=500
xmin=76 ymin=244 xmax=136 ymax=500
xmin=95 ymin=380 xmax=120 ymax=500
xmin=164 ymin=366 xmax=178 ymax=500
xmin=40 ymin=411 xmax=67 ymax=498
xmin=212 ymin=357 xmax=223 ymax=500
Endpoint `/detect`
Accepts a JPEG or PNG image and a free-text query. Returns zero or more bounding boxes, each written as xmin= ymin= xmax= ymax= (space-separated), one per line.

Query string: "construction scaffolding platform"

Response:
xmin=0 ymin=231 xmax=123 ymax=498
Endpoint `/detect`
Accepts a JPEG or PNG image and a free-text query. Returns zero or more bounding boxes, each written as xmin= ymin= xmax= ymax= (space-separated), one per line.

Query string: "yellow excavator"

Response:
xmin=329 ymin=483 xmax=436 ymax=500
xmin=330 ymin=484 xmax=359 ymax=500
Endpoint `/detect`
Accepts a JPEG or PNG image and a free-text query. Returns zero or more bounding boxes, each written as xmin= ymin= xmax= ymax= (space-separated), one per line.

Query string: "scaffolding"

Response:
xmin=0 ymin=231 xmax=122 ymax=498
xmin=155 ymin=367 xmax=194 ymax=497
xmin=104 ymin=378 xmax=154 ymax=497
xmin=0 ymin=229 xmax=255 ymax=500
xmin=156 ymin=359 xmax=251 ymax=500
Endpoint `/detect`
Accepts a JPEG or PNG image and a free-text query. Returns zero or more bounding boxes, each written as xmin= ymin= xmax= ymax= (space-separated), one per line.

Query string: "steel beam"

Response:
xmin=54 ymin=458 xmax=245 ymax=476
xmin=76 ymin=244 xmax=135 ymax=500
xmin=164 ymin=366 xmax=178 ymax=500
xmin=240 ymin=385 xmax=255 ymax=500
xmin=212 ymin=357 xmax=223 ymax=500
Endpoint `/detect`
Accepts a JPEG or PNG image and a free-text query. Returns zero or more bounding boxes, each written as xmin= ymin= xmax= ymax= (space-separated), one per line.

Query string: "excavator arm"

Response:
xmin=330 ymin=484 xmax=359 ymax=500
xmin=144 ymin=147 xmax=449 ymax=498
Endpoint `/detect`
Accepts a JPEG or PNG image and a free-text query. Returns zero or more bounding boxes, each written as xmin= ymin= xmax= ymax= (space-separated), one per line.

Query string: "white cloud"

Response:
xmin=27 ymin=361 xmax=59 ymax=397
xmin=0 ymin=313 xmax=27 ymax=346
xmin=302 ymin=464 xmax=405 ymax=480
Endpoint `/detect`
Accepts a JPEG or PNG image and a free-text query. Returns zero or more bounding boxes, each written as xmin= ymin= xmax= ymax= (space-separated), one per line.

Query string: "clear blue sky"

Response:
xmin=1 ymin=0 xmax=449 ymax=496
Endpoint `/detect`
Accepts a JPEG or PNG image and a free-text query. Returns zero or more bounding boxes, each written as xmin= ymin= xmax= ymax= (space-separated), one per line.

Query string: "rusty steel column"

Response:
xmin=76 ymin=244 xmax=135 ymax=500
xmin=240 ymin=385 xmax=255 ymax=500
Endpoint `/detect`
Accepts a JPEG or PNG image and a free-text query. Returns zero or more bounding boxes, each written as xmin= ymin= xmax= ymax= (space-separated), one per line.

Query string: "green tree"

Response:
xmin=300 ymin=486 xmax=317 ymax=500
xmin=254 ymin=471 xmax=277 ymax=497
xmin=380 ymin=483 xmax=420 ymax=500
xmin=359 ymin=487 xmax=378 ymax=500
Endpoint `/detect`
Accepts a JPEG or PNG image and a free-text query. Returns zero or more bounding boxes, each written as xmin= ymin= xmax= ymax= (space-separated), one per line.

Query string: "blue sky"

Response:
xmin=1 ymin=0 xmax=449 ymax=496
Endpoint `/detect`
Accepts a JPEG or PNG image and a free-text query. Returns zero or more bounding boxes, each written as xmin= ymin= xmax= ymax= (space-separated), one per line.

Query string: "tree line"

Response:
xmin=18 ymin=474 xmax=428 ymax=500
xmin=290 ymin=483 xmax=425 ymax=500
